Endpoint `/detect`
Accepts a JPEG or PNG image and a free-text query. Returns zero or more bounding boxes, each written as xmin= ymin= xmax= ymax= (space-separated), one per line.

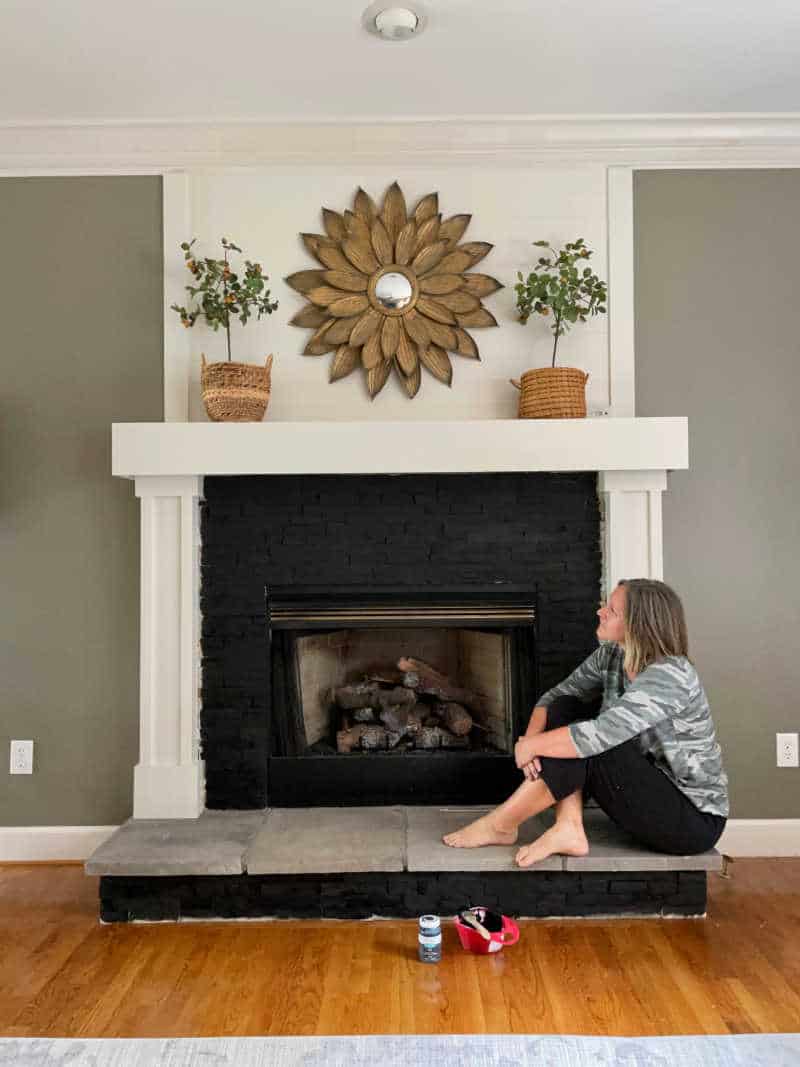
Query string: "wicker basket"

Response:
xmin=201 ymin=354 xmax=273 ymax=422
xmin=510 ymin=367 xmax=589 ymax=419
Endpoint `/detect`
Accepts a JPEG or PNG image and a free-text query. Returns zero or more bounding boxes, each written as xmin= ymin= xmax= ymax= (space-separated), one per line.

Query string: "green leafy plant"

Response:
xmin=514 ymin=238 xmax=607 ymax=367
xmin=171 ymin=238 xmax=278 ymax=362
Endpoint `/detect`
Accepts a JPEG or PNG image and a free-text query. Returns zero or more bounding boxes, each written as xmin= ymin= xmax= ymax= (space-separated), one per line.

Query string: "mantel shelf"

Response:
xmin=112 ymin=417 xmax=688 ymax=478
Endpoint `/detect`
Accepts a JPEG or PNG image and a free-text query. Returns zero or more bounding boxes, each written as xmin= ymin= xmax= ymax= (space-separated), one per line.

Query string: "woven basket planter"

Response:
xmin=201 ymin=354 xmax=273 ymax=422
xmin=510 ymin=367 xmax=589 ymax=419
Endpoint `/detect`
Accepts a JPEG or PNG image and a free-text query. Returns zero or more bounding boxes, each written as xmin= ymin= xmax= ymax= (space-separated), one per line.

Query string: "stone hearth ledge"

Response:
xmin=85 ymin=808 xmax=722 ymax=878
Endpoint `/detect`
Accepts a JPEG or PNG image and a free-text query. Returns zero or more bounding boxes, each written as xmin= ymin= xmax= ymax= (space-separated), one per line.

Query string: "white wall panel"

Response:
xmin=178 ymin=165 xmax=611 ymax=421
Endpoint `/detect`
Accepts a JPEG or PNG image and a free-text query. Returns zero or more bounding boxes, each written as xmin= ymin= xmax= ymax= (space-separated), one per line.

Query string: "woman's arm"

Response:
xmin=535 ymin=645 xmax=609 ymax=709
xmin=518 ymin=659 xmax=689 ymax=767
xmin=569 ymin=659 xmax=686 ymax=758
xmin=524 ymin=705 xmax=548 ymax=738
xmin=517 ymin=646 xmax=610 ymax=772
xmin=520 ymin=645 xmax=609 ymax=751
xmin=515 ymin=726 xmax=580 ymax=768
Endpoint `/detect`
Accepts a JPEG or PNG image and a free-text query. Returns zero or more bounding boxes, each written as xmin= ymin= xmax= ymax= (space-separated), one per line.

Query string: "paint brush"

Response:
xmin=459 ymin=909 xmax=492 ymax=941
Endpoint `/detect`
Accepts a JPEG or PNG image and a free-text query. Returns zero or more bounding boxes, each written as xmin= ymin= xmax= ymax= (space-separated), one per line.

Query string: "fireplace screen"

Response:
xmin=266 ymin=586 xmax=538 ymax=806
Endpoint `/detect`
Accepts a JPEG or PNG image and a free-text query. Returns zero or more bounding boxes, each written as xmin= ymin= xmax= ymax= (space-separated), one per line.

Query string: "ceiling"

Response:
xmin=1 ymin=0 xmax=799 ymax=125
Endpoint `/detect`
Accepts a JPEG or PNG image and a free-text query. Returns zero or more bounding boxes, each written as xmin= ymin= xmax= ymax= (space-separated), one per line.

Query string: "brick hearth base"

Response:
xmin=98 ymin=869 xmax=707 ymax=922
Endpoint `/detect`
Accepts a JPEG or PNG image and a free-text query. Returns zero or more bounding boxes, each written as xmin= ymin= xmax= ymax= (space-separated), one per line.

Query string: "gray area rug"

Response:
xmin=1 ymin=1034 xmax=799 ymax=1066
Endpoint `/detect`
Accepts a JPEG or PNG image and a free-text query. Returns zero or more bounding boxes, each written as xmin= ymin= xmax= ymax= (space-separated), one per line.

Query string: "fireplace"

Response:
xmin=95 ymin=420 xmax=703 ymax=922
xmin=266 ymin=585 xmax=538 ymax=806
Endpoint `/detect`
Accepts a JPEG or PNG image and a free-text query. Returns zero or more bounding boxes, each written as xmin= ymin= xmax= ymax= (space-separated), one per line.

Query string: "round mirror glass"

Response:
xmin=374 ymin=271 xmax=413 ymax=310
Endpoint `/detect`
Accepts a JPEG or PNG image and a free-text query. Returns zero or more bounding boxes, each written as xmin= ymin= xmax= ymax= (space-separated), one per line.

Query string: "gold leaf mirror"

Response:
xmin=286 ymin=182 xmax=502 ymax=398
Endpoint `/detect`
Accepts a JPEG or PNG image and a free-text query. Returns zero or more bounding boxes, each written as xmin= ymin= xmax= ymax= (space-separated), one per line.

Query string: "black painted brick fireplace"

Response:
xmin=200 ymin=472 xmax=602 ymax=808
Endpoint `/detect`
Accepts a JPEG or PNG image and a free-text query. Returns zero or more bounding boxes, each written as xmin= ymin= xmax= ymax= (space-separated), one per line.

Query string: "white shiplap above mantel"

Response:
xmin=112 ymin=417 xmax=687 ymax=478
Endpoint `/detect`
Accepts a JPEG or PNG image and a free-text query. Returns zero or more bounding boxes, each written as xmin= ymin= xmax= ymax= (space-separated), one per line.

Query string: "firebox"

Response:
xmin=266 ymin=585 xmax=538 ymax=806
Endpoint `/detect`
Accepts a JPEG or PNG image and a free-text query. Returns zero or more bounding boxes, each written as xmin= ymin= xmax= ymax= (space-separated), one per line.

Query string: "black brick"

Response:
xmin=98 ymin=870 xmax=707 ymax=923
xmin=200 ymin=473 xmax=601 ymax=808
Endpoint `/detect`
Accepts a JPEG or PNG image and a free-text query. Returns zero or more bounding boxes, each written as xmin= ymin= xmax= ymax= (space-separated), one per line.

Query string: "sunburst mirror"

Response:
xmin=285 ymin=182 xmax=502 ymax=398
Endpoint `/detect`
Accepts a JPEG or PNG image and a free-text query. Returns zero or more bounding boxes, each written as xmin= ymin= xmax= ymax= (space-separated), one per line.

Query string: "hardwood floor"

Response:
xmin=1 ymin=860 xmax=799 ymax=1037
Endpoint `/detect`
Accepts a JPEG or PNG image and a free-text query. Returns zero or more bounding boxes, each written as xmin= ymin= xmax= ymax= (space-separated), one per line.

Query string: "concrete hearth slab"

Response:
xmin=84 ymin=810 xmax=265 ymax=876
xmin=84 ymin=805 xmax=722 ymax=879
xmin=405 ymin=806 xmax=564 ymax=872
xmin=245 ymin=806 xmax=405 ymax=874
xmin=562 ymin=809 xmax=723 ymax=872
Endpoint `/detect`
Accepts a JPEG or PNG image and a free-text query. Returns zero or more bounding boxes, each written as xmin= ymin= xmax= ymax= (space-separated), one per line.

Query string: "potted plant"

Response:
xmin=511 ymin=238 xmax=607 ymax=418
xmin=171 ymin=238 xmax=279 ymax=422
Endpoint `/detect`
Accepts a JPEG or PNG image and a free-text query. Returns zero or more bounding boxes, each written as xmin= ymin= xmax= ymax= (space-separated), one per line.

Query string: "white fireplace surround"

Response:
xmin=113 ymin=417 xmax=687 ymax=819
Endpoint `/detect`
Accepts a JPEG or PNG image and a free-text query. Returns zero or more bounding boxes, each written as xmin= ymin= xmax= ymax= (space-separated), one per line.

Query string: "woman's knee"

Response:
xmin=538 ymin=754 xmax=588 ymax=801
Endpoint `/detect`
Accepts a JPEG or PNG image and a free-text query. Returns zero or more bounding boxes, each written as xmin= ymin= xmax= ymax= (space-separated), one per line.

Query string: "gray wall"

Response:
xmin=3 ymin=171 xmax=797 ymax=826
xmin=634 ymin=169 xmax=800 ymax=819
xmin=0 ymin=176 xmax=163 ymax=826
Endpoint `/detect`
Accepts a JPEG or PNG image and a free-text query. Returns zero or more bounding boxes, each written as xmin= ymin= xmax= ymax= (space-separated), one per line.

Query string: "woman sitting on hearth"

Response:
xmin=443 ymin=579 xmax=728 ymax=867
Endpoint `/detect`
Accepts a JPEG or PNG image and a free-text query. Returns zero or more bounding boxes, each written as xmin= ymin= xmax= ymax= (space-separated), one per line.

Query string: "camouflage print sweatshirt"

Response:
xmin=537 ymin=642 xmax=729 ymax=817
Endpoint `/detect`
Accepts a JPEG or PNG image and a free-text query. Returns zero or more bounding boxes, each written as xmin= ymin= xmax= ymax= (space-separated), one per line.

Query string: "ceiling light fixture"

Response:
xmin=362 ymin=3 xmax=428 ymax=41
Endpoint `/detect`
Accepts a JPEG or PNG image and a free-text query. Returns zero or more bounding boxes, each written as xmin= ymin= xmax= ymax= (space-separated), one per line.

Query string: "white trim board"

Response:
xmin=0 ymin=826 xmax=118 ymax=862
xmin=716 ymin=820 xmax=800 ymax=858
xmin=163 ymin=173 xmax=191 ymax=422
xmin=4 ymin=115 xmax=800 ymax=169
xmin=606 ymin=167 xmax=635 ymax=417
xmin=0 ymin=820 xmax=797 ymax=862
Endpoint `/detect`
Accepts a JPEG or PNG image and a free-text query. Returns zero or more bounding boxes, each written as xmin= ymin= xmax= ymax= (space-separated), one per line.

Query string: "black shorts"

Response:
xmin=538 ymin=695 xmax=726 ymax=855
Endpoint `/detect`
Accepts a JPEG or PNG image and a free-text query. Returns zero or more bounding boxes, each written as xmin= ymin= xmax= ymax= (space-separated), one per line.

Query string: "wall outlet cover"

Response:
xmin=10 ymin=739 xmax=34 ymax=775
xmin=776 ymin=732 xmax=799 ymax=768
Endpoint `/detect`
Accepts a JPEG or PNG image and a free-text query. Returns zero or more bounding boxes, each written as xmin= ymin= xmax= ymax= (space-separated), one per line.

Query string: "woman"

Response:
xmin=443 ymin=579 xmax=728 ymax=867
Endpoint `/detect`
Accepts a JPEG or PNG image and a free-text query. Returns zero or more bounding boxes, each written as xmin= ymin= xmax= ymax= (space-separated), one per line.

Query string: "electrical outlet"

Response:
xmin=776 ymin=733 xmax=799 ymax=768
xmin=10 ymin=740 xmax=34 ymax=774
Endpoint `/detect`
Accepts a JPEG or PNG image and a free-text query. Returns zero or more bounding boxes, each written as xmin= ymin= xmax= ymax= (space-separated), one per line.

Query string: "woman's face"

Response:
xmin=597 ymin=584 xmax=626 ymax=644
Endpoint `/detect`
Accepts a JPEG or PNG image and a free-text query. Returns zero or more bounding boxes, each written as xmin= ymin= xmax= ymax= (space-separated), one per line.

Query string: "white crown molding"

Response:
xmin=0 ymin=819 xmax=796 ymax=861
xmin=3 ymin=115 xmax=800 ymax=171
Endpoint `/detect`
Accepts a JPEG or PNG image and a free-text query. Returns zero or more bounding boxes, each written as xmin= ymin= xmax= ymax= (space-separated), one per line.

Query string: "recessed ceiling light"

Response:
xmin=362 ymin=3 xmax=428 ymax=41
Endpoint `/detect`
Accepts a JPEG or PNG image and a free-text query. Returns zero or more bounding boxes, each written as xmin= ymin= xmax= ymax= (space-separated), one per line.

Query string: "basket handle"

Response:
xmin=510 ymin=379 xmax=521 ymax=390
xmin=201 ymin=353 xmax=207 ymax=369
xmin=264 ymin=354 xmax=274 ymax=373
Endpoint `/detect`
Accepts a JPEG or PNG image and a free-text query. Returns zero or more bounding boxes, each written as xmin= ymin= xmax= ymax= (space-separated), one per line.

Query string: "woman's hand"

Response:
xmin=514 ymin=735 xmax=538 ymax=769
xmin=522 ymin=757 xmax=543 ymax=782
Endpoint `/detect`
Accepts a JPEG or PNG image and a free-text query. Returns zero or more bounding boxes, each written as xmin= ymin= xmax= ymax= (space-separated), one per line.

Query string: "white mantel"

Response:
xmin=115 ymin=416 xmax=688 ymax=818
xmin=112 ymin=418 xmax=687 ymax=478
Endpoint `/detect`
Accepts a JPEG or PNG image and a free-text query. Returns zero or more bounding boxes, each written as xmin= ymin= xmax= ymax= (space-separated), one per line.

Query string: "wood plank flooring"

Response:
xmin=0 ymin=860 xmax=798 ymax=1037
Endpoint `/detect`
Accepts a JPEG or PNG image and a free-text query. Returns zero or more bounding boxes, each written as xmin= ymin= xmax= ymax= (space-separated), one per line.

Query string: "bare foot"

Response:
xmin=515 ymin=820 xmax=589 ymax=868
xmin=442 ymin=813 xmax=518 ymax=849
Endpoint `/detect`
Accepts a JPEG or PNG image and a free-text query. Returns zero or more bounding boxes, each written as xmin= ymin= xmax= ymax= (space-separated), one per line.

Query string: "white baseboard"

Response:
xmin=0 ymin=826 xmax=119 ymax=862
xmin=0 ymin=819 xmax=797 ymax=862
xmin=717 ymin=819 xmax=800 ymax=857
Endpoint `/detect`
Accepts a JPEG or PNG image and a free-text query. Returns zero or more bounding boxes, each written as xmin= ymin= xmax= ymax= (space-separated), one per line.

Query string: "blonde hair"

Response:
xmin=617 ymin=579 xmax=690 ymax=676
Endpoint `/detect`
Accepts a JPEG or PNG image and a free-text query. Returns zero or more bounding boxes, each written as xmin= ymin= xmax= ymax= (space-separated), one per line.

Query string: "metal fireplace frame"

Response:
xmin=265 ymin=585 xmax=539 ymax=807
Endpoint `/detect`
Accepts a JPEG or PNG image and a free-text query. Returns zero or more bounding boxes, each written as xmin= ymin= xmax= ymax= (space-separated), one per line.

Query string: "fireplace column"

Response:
xmin=133 ymin=475 xmax=204 ymax=818
xmin=598 ymin=470 xmax=667 ymax=598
